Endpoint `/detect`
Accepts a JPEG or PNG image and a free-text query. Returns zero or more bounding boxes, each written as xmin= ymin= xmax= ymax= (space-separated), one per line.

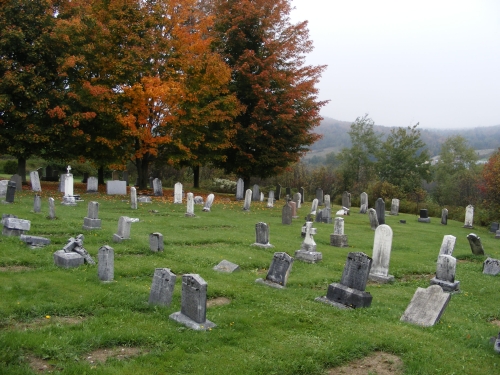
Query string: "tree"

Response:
xmin=376 ymin=124 xmax=430 ymax=194
xmin=211 ymin=0 xmax=327 ymax=189
xmin=337 ymin=114 xmax=380 ymax=193
xmin=481 ymin=148 xmax=500 ymax=210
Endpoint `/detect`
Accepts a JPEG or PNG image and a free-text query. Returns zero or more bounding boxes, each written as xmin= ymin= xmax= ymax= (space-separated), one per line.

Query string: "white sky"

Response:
xmin=290 ymin=0 xmax=500 ymax=129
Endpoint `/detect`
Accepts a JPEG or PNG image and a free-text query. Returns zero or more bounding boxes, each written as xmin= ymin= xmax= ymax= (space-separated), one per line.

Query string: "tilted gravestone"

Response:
xmin=2 ymin=217 xmax=30 ymax=236
xmin=149 ymin=268 xmax=176 ymax=305
xmin=213 ymin=260 xmax=240 ymax=273
xmin=463 ymin=205 xmax=474 ymax=228
xmin=430 ymin=254 xmax=459 ymax=292
xmin=235 ymin=178 xmax=244 ymax=200
xmin=30 ymin=171 xmax=42 ymax=192
xmin=418 ymin=209 xmax=430 ymax=223
xmin=252 ymin=222 xmax=273 ymax=248
xmin=242 ymin=189 xmax=252 ymax=211
xmin=310 ymin=198 xmax=319 ymax=216
xmin=483 ymin=258 xmax=500 ymax=276
xmin=466 ymin=233 xmax=485 ymax=256
xmin=202 ymin=194 xmax=215 ymax=212
xmin=256 ymin=252 xmax=293 ymax=288
xmin=281 ymin=202 xmax=292 ymax=225
xmin=149 ymin=232 xmax=164 ymax=252
xmin=441 ymin=208 xmax=448 ymax=225
xmin=390 ymin=198 xmax=399 ymax=215
xmin=113 ymin=216 xmax=139 ymax=242
xmin=316 ymin=252 xmax=373 ymax=309
xmin=400 ymin=285 xmax=451 ymax=327
xmin=98 ymin=245 xmax=114 ymax=282
xmin=375 ymin=198 xmax=385 ymax=225
xmin=87 ymin=177 xmax=98 ymax=193
xmin=20 ymin=234 xmax=50 ymax=248
xmin=54 ymin=234 xmax=95 ymax=268
xmin=368 ymin=208 xmax=379 ymax=230
xmin=170 ymin=274 xmax=216 ymax=330
xmin=330 ymin=217 xmax=348 ymax=247
xmin=82 ymin=201 xmax=101 ymax=230
xmin=295 ymin=221 xmax=322 ymax=263
xmin=439 ymin=235 xmax=456 ymax=256
xmin=33 ymin=195 xmax=41 ymax=213
xmin=369 ymin=224 xmax=395 ymax=283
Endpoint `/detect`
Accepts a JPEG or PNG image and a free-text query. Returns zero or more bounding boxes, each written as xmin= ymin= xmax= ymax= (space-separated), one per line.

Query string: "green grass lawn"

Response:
xmin=0 ymin=184 xmax=499 ymax=374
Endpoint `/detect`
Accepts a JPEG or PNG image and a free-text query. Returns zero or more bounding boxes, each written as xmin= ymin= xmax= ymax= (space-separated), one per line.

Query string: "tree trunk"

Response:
xmin=243 ymin=176 xmax=250 ymax=192
xmin=17 ymin=157 xmax=27 ymax=183
xmin=98 ymin=166 xmax=105 ymax=185
xmin=135 ymin=157 xmax=150 ymax=190
xmin=193 ymin=165 xmax=200 ymax=189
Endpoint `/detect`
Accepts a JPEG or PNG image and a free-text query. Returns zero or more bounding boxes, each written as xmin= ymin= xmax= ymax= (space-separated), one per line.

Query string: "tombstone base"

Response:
xmin=169 ymin=312 xmax=216 ymax=331
xmin=202 ymin=207 xmax=211 ymax=212
xmin=138 ymin=196 xmax=152 ymax=203
xmin=430 ymin=277 xmax=460 ymax=292
xmin=368 ymin=273 xmax=395 ymax=284
xmin=53 ymin=250 xmax=84 ymax=268
xmin=314 ymin=296 xmax=353 ymax=310
xmin=463 ymin=225 xmax=473 ymax=229
xmin=330 ymin=234 xmax=349 ymax=247
xmin=325 ymin=282 xmax=372 ymax=308
xmin=418 ymin=218 xmax=430 ymax=223
xmin=82 ymin=217 xmax=102 ymax=230
xmin=112 ymin=234 xmax=129 ymax=243
xmin=495 ymin=231 xmax=500 ymax=239
xmin=185 ymin=213 xmax=196 ymax=217
xmin=294 ymin=250 xmax=322 ymax=263
xmin=255 ymin=278 xmax=285 ymax=289
xmin=2 ymin=228 xmax=26 ymax=236
xmin=251 ymin=242 xmax=274 ymax=248
xmin=61 ymin=196 xmax=77 ymax=206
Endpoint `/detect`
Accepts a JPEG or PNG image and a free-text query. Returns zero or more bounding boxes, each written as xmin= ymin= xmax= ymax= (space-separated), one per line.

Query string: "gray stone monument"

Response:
xmin=10 ymin=174 xmax=22 ymax=191
xmin=368 ymin=208 xmax=379 ymax=230
xmin=53 ymin=250 xmax=84 ymax=268
xmin=430 ymin=254 xmax=459 ymax=292
xmin=213 ymin=260 xmax=240 ymax=273
xmin=418 ymin=209 xmax=430 ymax=223
xmin=87 ymin=177 xmax=98 ymax=193
xmin=153 ymin=178 xmax=163 ymax=196
xmin=2 ymin=217 xmax=30 ymax=236
xmin=316 ymin=188 xmax=324 ymax=206
xmin=5 ymin=181 xmax=16 ymax=203
xmin=149 ymin=232 xmax=164 ymax=252
xmin=106 ymin=180 xmax=127 ymax=195
xmin=149 ymin=268 xmax=176 ymax=305
xmin=266 ymin=191 xmax=274 ymax=208
xmin=441 ymin=208 xmax=448 ymax=225
xmin=30 ymin=171 xmax=42 ymax=192
xmin=194 ymin=196 xmax=204 ymax=205
xmin=439 ymin=235 xmax=456 ymax=256
xmin=330 ymin=217 xmax=348 ymax=247
xmin=295 ymin=222 xmax=322 ymax=263
xmin=289 ymin=201 xmax=298 ymax=219
xmin=293 ymin=192 xmax=302 ymax=209
xmin=360 ymin=192 xmax=368 ymax=214
xmin=62 ymin=166 xmax=77 ymax=206
xmin=390 ymin=198 xmax=399 ymax=215
xmin=113 ymin=216 xmax=138 ymax=242
xmin=369 ymin=224 xmax=395 ymax=283
xmin=400 ymin=285 xmax=451 ymax=327
xmin=33 ymin=195 xmax=41 ymax=213
xmin=174 ymin=182 xmax=183 ymax=203
xmin=256 ymin=252 xmax=293 ymax=288
xmin=342 ymin=191 xmax=351 ymax=209
xmin=252 ymin=184 xmax=260 ymax=201
xmin=463 ymin=204 xmax=474 ymax=228
xmin=130 ymin=187 xmax=138 ymax=209
xmin=324 ymin=194 xmax=331 ymax=209
xmin=467 ymin=233 xmax=485 ymax=256
xmin=282 ymin=202 xmax=292 ymax=225
xmin=169 ymin=274 xmax=216 ymax=330
xmin=242 ymin=189 xmax=252 ymax=211
xmin=236 ymin=178 xmax=244 ymax=200
xmin=251 ymin=222 xmax=273 ymax=248
xmin=185 ymin=192 xmax=195 ymax=217
xmin=202 ymin=194 xmax=214 ymax=212
xmin=490 ymin=222 xmax=499 ymax=233
xmin=20 ymin=234 xmax=51 ymax=248
xmin=82 ymin=201 xmax=101 ymax=230
xmin=483 ymin=258 xmax=500 ymax=276
xmin=0 ymin=180 xmax=8 ymax=198
xmin=48 ymin=197 xmax=56 ymax=219
xmin=375 ymin=198 xmax=385 ymax=225
xmin=310 ymin=198 xmax=319 ymax=216
xmin=98 ymin=245 xmax=114 ymax=282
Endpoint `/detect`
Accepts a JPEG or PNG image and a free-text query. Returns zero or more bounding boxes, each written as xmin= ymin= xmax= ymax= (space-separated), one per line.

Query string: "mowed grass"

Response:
xmin=0 ymin=183 xmax=499 ymax=374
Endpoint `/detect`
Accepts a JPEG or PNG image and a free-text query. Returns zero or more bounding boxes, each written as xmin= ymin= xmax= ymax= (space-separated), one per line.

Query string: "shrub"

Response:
xmin=3 ymin=160 xmax=17 ymax=174
xmin=211 ymin=178 xmax=237 ymax=193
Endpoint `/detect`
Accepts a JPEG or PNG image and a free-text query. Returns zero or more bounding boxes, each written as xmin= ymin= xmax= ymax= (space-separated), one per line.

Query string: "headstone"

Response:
xmin=439 ymin=235 xmax=456 ymax=256
xmin=368 ymin=208 xmax=379 ymax=230
xmin=293 ymin=193 xmax=301 ymax=209
xmin=113 ymin=216 xmax=139 ymax=242
xmin=98 ymin=245 xmax=114 ymax=282
xmin=149 ymin=268 xmax=176 ymax=305
xmin=330 ymin=217 xmax=348 ymax=247
xmin=342 ymin=191 xmax=351 ymax=209
xmin=282 ymin=202 xmax=292 ymax=225
xmin=149 ymin=232 xmax=164 ymax=252
xmin=106 ymin=180 xmax=127 ymax=195
xmin=122 ymin=171 xmax=129 ymax=185
xmin=153 ymin=178 xmax=163 ymax=196
xmin=53 ymin=250 xmax=84 ymax=268
xmin=400 ymin=285 xmax=451 ymax=327
xmin=242 ymin=189 xmax=252 ymax=211
xmin=185 ymin=192 xmax=195 ymax=217
xmin=321 ymin=206 xmax=332 ymax=223
xmin=441 ymin=208 xmax=448 ymax=225
xmin=256 ymin=252 xmax=293 ymax=288
xmin=251 ymin=184 xmax=260 ymax=201
xmin=33 ymin=195 xmax=41 ymax=213
xmin=260 ymin=192 xmax=264 ymax=201
xmin=495 ymin=230 xmax=500 ymax=240
xmin=360 ymin=192 xmax=368 ymax=214
xmin=299 ymin=187 xmax=305 ymax=203
xmin=82 ymin=201 xmax=101 ymax=230
xmin=390 ymin=198 xmax=399 ymax=215
xmin=418 ymin=209 xmax=430 ymax=223
xmin=0 ymin=180 xmax=8 ymax=198
xmin=112 ymin=171 xmax=120 ymax=180
xmin=276 ymin=184 xmax=281 ymax=200
xmin=289 ymin=201 xmax=298 ymax=219
xmin=20 ymin=234 xmax=51 ymax=248
xmin=194 ymin=196 xmax=204 ymax=204
xmin=483 ymin=258 xmax=500 ymax=276
xmin=10 ymin=174 xmax=22 ymax=191
xmin=59 ymin=173 xmax=66 ymax=193
xmin=466 ymin=233 xmax=485 ymax=256
xmin=5 ymin=181 xmax=16 ymax=203
xmin=2 ymin=217 xmax=30 ymax=236
xmin=295 ymin=222 xmax=322 ymax=263
xmin=169 ymin=274 xmax=216 ymax=330
xmin=316 ymin=188 xmax=324 ymax=206
xmin=202 ymin=194 xmax=215 ymax=212
xmin=463 ymin=204 xmax=474 ymax=228
xmin=316 ymin=252 xmax=373 ymax=309
xmin=369 ymin=224 xmax=395 ymax=283
xmin=87 ymin=177 xmax=98 ymax=193
xmin=48 ymin=197 xmax=56 ymax=219
xmin=430 ymin=254 xmax=459 ymax=292
xmin=252 ymin=222 xmax=273 ymax=248
xmin=30 ymin=171 xmax=41 ymax=192
xmin=310 ymin=198 xmax=318 ymax=216
xmin=315 ymin=209 xmax=323 ymax=223
xmin=490 ymin=222 xmax=499 ymax=233
xmin=62 ymin=234 xmax=95 ymax=264
xmin=61 ymin=166 xmax=77 ymax=206
xmin=267 ymin=191 xmax=274 ymax=208
xmin=375 ymin=198 xmax=385 ymax=225
xmin=213 ymin=260 xmax=240 ymax=273
xmin=236 ymin=178 xmax=244 ymax=200
xmin=130 ymin=187 xmax=138 ymax=209
xmin=174 ymin=182 xmax=183 ymax=203
xmin=138 ymin=195 xmax=152 ymax=203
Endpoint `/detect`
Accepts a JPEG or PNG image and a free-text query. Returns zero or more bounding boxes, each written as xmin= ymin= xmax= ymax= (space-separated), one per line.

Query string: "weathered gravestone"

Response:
xmin=316 ymin=252 xmax=373 ymax=309
xmin=149 ymin=268 xmax=176 ymax=305
xmin=315 ymin=209 xmax=324 ymax=223
xmin=48 ymin=197 xmax=56 ymax=219
xmin=260 ymin=192 xmax=264 ymax=202
xmin=483 ymin=258 xmax=500 ymax=276
xmin=400 ymin=285 xmax=451 ymax=327
xmin=62 ymin=166 xmax=80 ymax=206
xmin=149 ymin=232 xmax=164 ymax=252
xmin=10 ymin=174 xmax=22 ymax=192
xmin=256 ymin=252 xmax=293 ymax=288
xmin=106 ymin=180 xmax=127 ymax=195
xmin=174 ymin=182 xmax=183 ymax=203
xmin=342 ymin=191 xmax=351 ymax=209
xmin=59 ymin=173 xmax=66 ymax=193
xmin=87 ymin=177 xmax=98 ymax=193
xmin=289 ymin=201 xmax=298 ymax=219
xmin=439 ymin=235 xmax=456 ymax=256
xmin=33 ymin=195 xmax=41 ymax=213
xmin=235 ymin=178 xmax=244 ymax=200
xmin=369 ymin=224 xmax=395 ymax=283
xmin=282 ymin=201 xmax=292 ymax=225
xmin=20 ymin=234 xmax=51 ymax=248
xmin=252 ymin=222 xmax=273 ymax=248
xmin=242 ymin=189 xmax=252 ymax=211
xmin=169 ymin=274 xmax=216 ymax=330
xmin=490 ymin=222 xmax=499 ymax=233
xmin=0 ymin=180 xmax=8 ymax=198
xmin=324 ymin=194 xmax=331 ymax=209
xmin=98 ymin=245 xmax=114 ymax=282
xmin=185 ymin=193 xmax=196 ymax=217
xmin=441 ymin=208 xmax=448 ymax=225
xmin=153 ymin=178 xmax=163 ymax=196
xmin=293 ymin=192 xmax=302 ymax=209
xmin=252 ymin=184 xmax=260 ymax=201
xmin=467 ymin=233 xmax=485 ymax=256
xmin=463 ymin=204 xmax=474 ymax=228
xmin=330 ymin=217 xmax=348 ymax=247
xmin=138 ymin=195 xmax=152 ymax=204
xmin=375 ymin=198 xmax=385 ymax=225
xmin=30 ymin=171 xmax=42 ymax=192
xmin=295 ymin=221 xmax=322 ymax=263
xmin=321 ymin=206 xmax=332 ymax=223
xmin=130 ymin=187 xmax=138 ymax=209
xmin=202 ymin=194 xmax=215 ymax=212
xmin=430 ymin=254 xmax=459 ymax=292
xmin=193 ymin=195 xmax=203 ymax=205
xmin=5 ymin=181 xmax=16 ymax=203
xmin=82 ymin=201 xmax=101 ymax=230
xmin=113 ymin=216 xmax=139 ymax=242
xmin=316 ymin=188 xmax=324 ymax=206
xmin=213 ymin=260 xmax=240 ymax=273
xmin=310 ymin=198 xmax=319 ymax=216
xmin=368 ymin=208 xmax=379 ymax=230
xmin=53 ymin=234 xmax=95 ymax=268
xmin=360 ymin=192 xmax=368 ymax=214
xmin=418 ymin=209 xmax=430 ymax=223
xmin=2 ymin=217 xmax=30 ymax=236
xmin=267 ymin=191 xmax=274 ymax=208
xmin=390 ymin=198 xmax=399 ymax=215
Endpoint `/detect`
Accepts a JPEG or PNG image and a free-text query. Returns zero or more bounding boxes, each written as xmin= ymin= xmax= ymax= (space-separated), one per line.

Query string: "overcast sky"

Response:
xmin=290 ymin=0 xmax=500 ymax=129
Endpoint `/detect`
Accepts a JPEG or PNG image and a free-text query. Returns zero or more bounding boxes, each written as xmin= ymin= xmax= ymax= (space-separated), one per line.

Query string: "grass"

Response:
xmin=0 ymin=182 xmax=499 ymax=374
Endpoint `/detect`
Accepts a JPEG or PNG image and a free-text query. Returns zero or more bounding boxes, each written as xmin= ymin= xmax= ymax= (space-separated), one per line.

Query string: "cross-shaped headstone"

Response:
xmin=66 ymin=165 xmax=71 ymax=175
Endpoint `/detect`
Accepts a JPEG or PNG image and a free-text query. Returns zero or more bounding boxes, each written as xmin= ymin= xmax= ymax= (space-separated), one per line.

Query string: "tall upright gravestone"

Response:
xmin=463 ymin=205 xmax=474 ymax=228
xmin=236 ymin=178 xmax=244 ymax=200
xmin=242 ymin=189 xmax=252 ymax=211
xmin=316 ymin=188 xmax=324 ymax=206
xmin=5 ymin=181 xmax=16 ymax=203
xmin=281 ymin=202 xmax=292 ymax=225
xmin=30 ymin=171 xmax=42 ymax=192
xmin=360 ymin=192 xmax=368 ymax=214
xmin=98 ymin=245 xmax=114 ymax=282
xmin=83 ymin=201 xmax=101 ymax=230
xmin=174 ymin=182 xmax=183 ymax=203
xmin=441 ymin=208 xmax=448 ymax=225
xmin=87 ymin=177 xmax=98 ymax=193
xmin=252 ymin=222 xmax=273 ymax=248
xmin=153 ymin=178 xmax=163 ymax=196
xmin=10 ymin=174 xmax=22 ymax=192
xmin=130 ymin=187 xmax=138 ymax=209
xmin=390 ymin=198 xmax=399 ymax=215
xmin=369 ymin=224 xmax=395 ymax=283
xmin=252 ymin=184 xmax=260 ymax=201
xmin=33 ymin=195 xmax=41 ymax=213
xmin=330 ymin=217 xmax=348 ymax=247
xmin=149 ymin=268 xmax=176 ymax=306
xmin=375 ymin=198 xmax=385 ymax=225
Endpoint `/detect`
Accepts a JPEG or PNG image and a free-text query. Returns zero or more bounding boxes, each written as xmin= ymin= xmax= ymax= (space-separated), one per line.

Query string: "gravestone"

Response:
xmin=53 ymin=250 xmax=84 ymax=268
xmin=252 ymin=184 xmax=260 ymax=201
xmin=267 ymin=191 xmax=274 ymax=208
xmin=316 ymin=188 xmax=324 ymax=206
xmin=321 ymin=206 xmax=332 ymax=223
xmin=203 ymin=194 xmax=215 ymax=212
xmin=30 ymin=171 xmax=42 ymax=192
xmin=20 ymin=234 xmax=51 ymax=248
xmin=256 ymin=252 xmax=293 ymax=288
xmin=33 ymin=195 xmax=41 ymax=213
xmin=330 ymin=217 xmax=348 ymax=247
xmin=59 ymin=173 xmax=66 ymax=193
xmin=0 ymin=180 xmax=8 ymax=198
xmin=441 ymin=208 xmax=448 ymax=225
xmin=368 ymin=208 xmax=379 ymax=230
xmin=463 ymin=204 xmax=474 ymax=228
xmin=316 ymin=252 xmax=373 ymax=309
xmin=112 ymin=171 xmax=120 ymax=180
xmin=242 ymin=189 xmax=252 ymax=211
xmin=5 ymin=181 xmax=16 ymax=203
xmin=193 ymin=196 xmax=203 ymax=205
xmin=466 ymin=233 xmax=485 ymax=256
xmin=149 ymin=268 xmax=176 ymax=305
xmin=400 ymin=285 xmax=451 ymax=327
xmin=213 ymin=260 xmax=240 ymax=273
xmin=138 ymin=195 xmax=151 ymax=203
xmin=375 ymin=198 xmax=385 ymax=225
xmin=98 ymin=245 xmax=114 ymax=282
xmin=299 ymin=187 xmax=305 ymax=203
xmin=418 ymin=209 xmax=430 ymax=223
xmin=62 ymin=234 xmax=95 ymax=264
xmin=10 ymin=174 xmax=22 ymax=191
xmin=496 ymin=230 xmax=500 ymax=240
xmin=490 ymin=222 xmax=499 ymax=233
xmin=87 ymin=177 xmax=98 ymax=193
xmin=169 ymin=274 xmax=216 ymax=330
xmin=252 ymin=222 xmax=273 ymax=248
xmin=310 ymin=198 xmax=319 ymax=216
xmin=430 ymin=254 xmax=459 ymax=292
xmin=439 ymin=235 xmax=456 ymax=256
xmin=483 ymin=258 xmax=500 ymax=276
xmin=149 ymin=232 xmax=164 ymax=252
xmin=342 ymin=191 xmax=351 ymax=209
xmin=82 ymin=201 xmax=101 ymax=230
xmin=106 ymin=180 xmax=127 ymax=195
xmin=2 ymin=217 xmax=30 ymax=236
xmin=130 ymin=187 xmax=138 ymax=209
xmin=360 ymin=192 xmax=368 ymax=214
xmin=174 ymin=182 xmax=183 ymax=203
xmin=153 ymin=178 xmax=163 ymax=196
xmin=282 ymin=202 xmax=292 ymax=225
xmin=369 ymin=224 xmax=395 ymax=283
xmin=276 ymin=184 xmax=281 ymax=200
xmin=113 ymin=216 xmax=139 ymax=242
xmin=289 ymin=201 xmax=298 ymax=219
xmin=293 ymin=192 xmax=301 ymax=209
xmin=390 ymin=198 xmax=399 ymax=215
xmin=48 ymin=197 xmax=56 ymax=219
xmin=236 ymin=178 xmax=244 ymax=200
xmin=61 ymin=166 xmax=78 ymax=206
xmin=185 ymin=193 xmax=196 ymax=217
xmin=295 ymin=222 xmax=322 ymax=263
xmin=315 ymin=209 xmax=324 ymax=223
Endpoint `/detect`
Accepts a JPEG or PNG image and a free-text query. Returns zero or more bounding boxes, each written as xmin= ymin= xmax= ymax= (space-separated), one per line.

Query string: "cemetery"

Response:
xmin=0 ymin=181 xmax=499 ymax=374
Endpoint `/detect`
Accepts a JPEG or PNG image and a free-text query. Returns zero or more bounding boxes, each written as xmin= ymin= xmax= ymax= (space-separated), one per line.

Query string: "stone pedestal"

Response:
xmin=53 ymin=250 xmax=84 ymax=268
